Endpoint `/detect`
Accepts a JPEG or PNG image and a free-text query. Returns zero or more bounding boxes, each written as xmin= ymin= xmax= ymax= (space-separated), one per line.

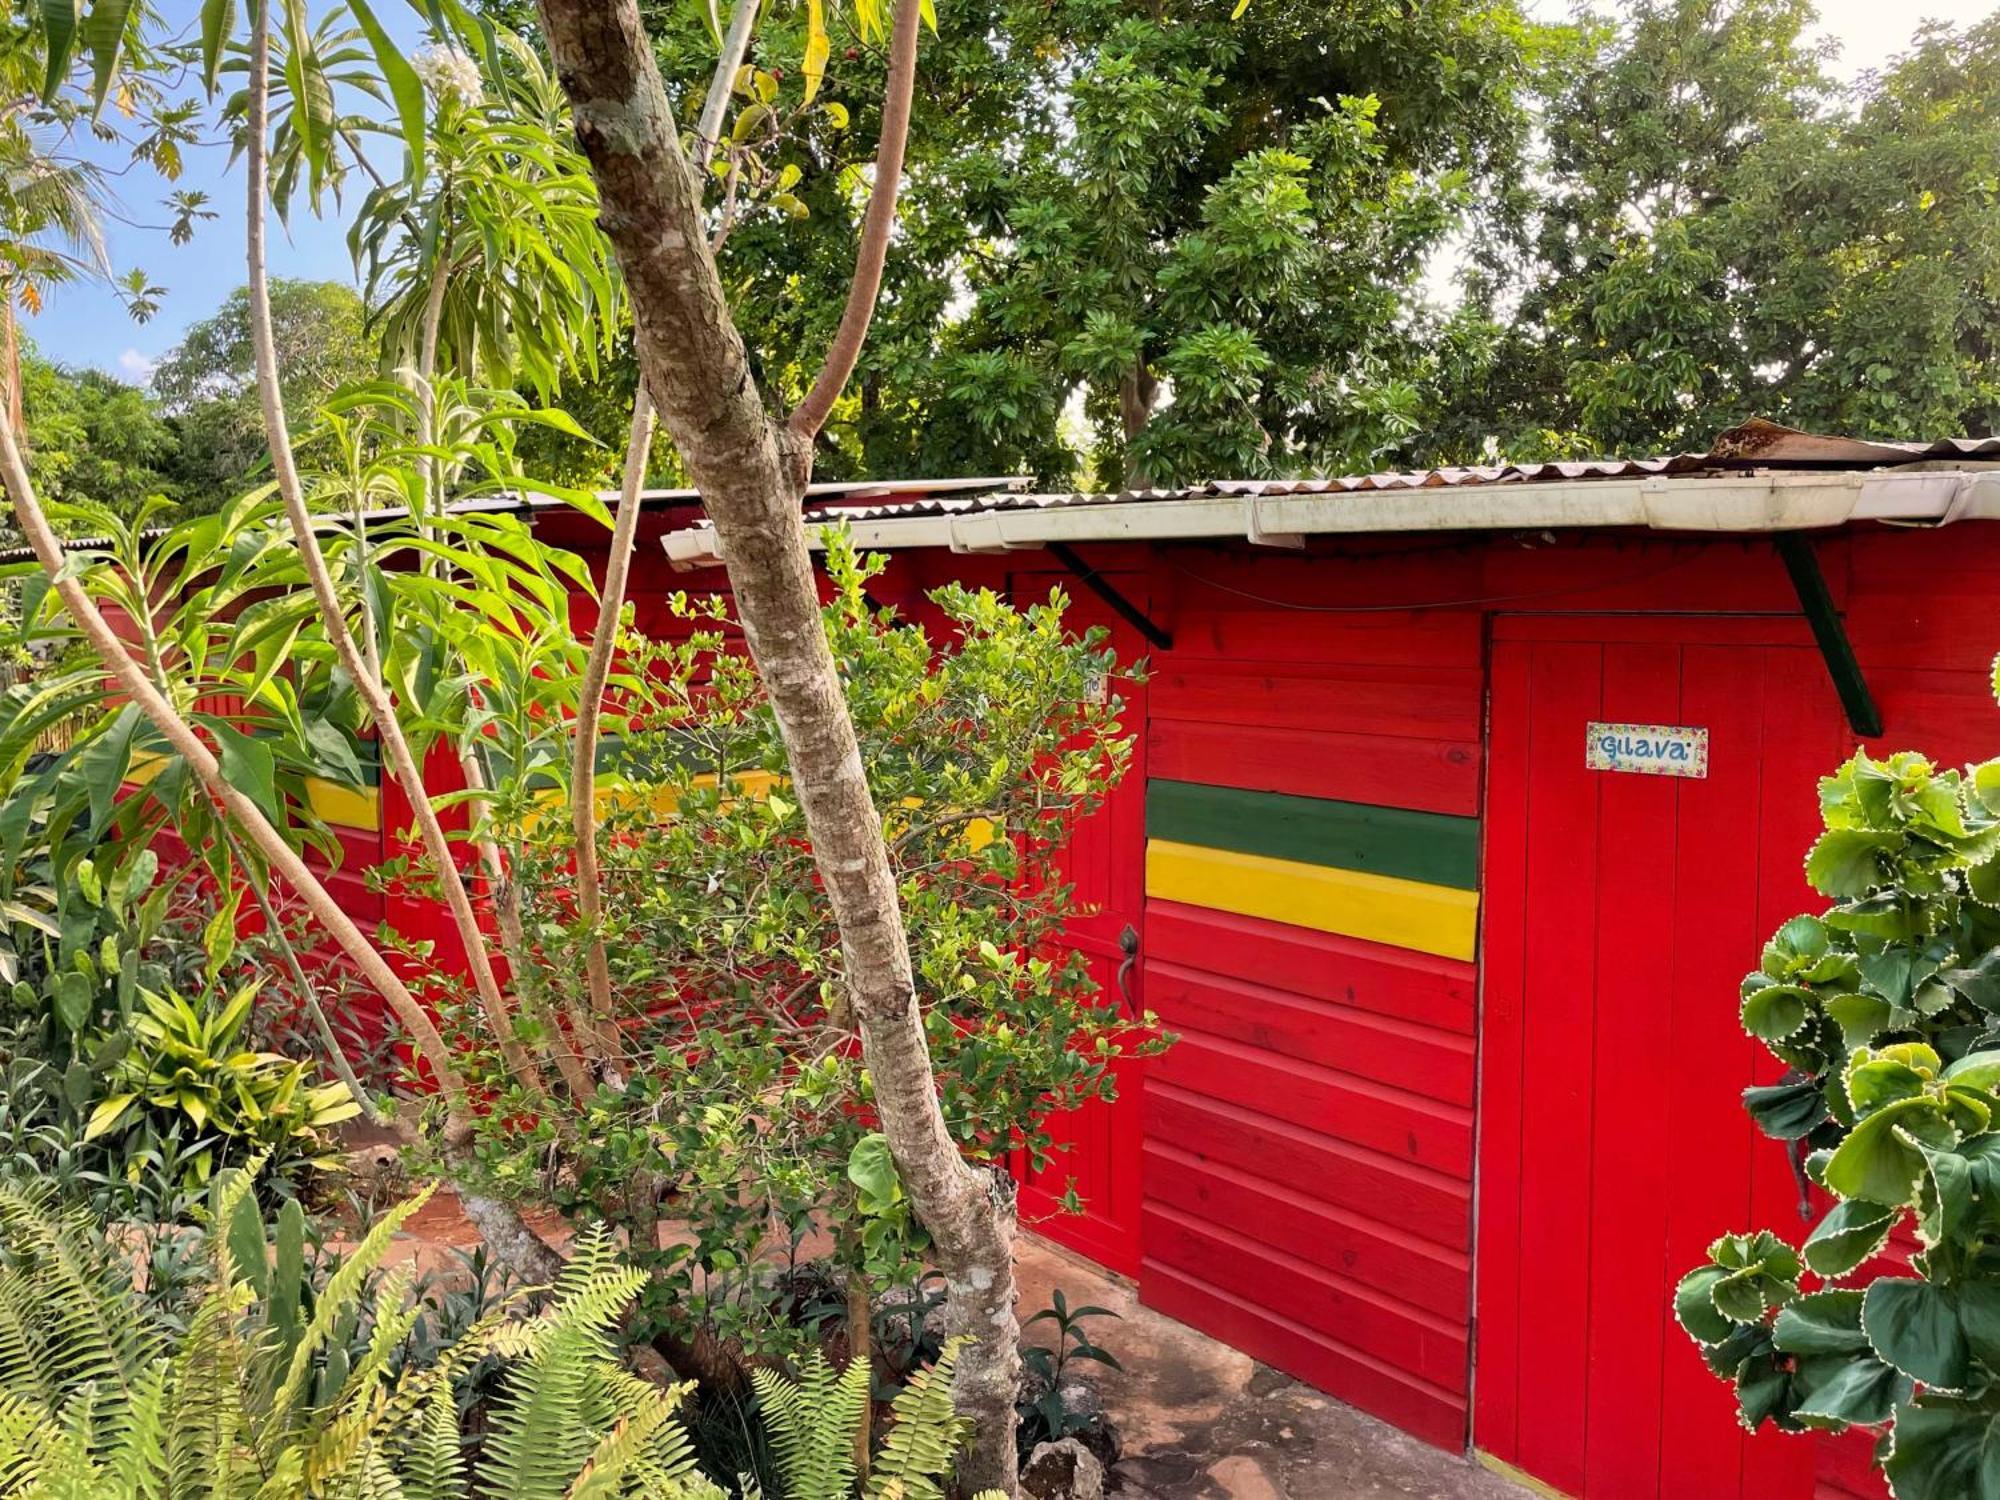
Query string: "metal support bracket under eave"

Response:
xmin=1773 ymin=532 xmax=1883 ymax=738
xmin=1045 ymin=541 xmax=1173 ymax=651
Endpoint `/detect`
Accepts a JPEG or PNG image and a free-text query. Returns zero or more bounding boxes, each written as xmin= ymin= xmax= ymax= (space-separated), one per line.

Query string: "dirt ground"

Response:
xmin=1013 ymin=1236 xmax=1530 ymax=1500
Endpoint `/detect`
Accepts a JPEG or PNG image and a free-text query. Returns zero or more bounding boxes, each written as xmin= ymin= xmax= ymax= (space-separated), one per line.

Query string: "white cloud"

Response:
xmin=116 ymin=348 xmax=158 ymax=383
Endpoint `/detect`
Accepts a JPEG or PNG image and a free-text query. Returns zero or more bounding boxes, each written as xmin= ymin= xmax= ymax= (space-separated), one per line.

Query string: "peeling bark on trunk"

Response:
xmin=534 ymin=2 xmax=1022 ymax=1489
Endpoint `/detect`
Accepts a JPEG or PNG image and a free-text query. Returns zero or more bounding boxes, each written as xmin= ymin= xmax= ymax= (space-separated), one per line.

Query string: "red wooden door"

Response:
xmin=1476 ymin=617 xmax=1847 ymax=1500
xmin=1007 ymin=568 xmax=1151 ymax=1276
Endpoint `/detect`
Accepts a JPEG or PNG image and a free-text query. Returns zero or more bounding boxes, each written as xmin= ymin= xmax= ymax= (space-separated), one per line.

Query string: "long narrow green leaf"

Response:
xmin=349 ymin=0 xmax=427 ymax=186
xmin=37 ymin=0 xmax=79 ymax=100
xmin=199 ymin=0 xmax=238 ymax=94
xmin=82 ymin=0 xmax=134 ymax=113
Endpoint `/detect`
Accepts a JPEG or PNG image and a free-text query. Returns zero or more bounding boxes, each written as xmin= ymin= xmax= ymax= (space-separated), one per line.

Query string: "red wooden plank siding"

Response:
xmin=1579 ymin=641 xmax=1680 ymax=1499
xmin=1137 ymin=572 xmax=1486 ymax=1450
xmin=1509 ymin=640 xmax=1600 ymax=1498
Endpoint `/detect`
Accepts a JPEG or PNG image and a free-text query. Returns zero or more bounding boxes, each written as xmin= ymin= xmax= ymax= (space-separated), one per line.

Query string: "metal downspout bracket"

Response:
xmin=1774 ymin=532 xmax=1883 ymax=738
xmin=1045 ymin=541 xmax=1173 ymax=651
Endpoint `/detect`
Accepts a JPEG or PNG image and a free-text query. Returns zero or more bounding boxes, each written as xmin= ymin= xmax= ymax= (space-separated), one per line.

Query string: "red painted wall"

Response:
xmin=345 ymin=513 xmax=1997 ymax=1499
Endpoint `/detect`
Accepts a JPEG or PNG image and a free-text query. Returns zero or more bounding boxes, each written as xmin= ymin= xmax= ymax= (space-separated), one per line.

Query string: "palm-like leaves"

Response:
xmin=349 ymin=22 xmax=625 ymax=398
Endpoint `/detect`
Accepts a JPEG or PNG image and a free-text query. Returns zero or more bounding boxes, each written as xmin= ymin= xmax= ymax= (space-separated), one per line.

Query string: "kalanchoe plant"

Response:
xmin=1677 ymin=665 xmax=2000 ymax=1500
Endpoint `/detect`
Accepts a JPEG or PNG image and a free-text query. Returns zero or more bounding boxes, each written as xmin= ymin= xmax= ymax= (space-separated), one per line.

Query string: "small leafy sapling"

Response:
xmin=1676 ymin=671 xmax=2000 ymax=1500
xmin=1018 ymin=1287 xmax=1123 ymax=1455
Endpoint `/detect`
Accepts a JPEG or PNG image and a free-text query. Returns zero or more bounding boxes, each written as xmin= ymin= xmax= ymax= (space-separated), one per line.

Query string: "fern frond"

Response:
xmin=392 ymin=1378 xmax=465 ymax=1500
xmin=269 ymin=1187 xmax=434 ymax=1428
xmin=753 ymin=1351 xmax=867 ymax=1500
xmin=477 ymin=1233 xmax=648 ymax=1500
xmin=864 ymin=1342 xmax=971 ymax=1500
xmin=0 ymin=1188 xmax=155 ymax=1414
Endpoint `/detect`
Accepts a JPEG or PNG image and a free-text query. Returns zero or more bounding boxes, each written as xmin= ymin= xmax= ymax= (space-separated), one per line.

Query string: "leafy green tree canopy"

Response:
xmin=1423 ymin=0 xmax=2000 ymax=461
xmin=150 ymin=278 xmax=378 ymax=503
xmin=18 ymin=352 xmax=177 ymax=518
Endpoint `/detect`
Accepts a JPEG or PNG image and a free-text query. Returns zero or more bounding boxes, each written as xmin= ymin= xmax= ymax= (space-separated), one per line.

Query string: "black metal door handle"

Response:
xmin=1115 ymin=923 xmax=1139 ymax=1015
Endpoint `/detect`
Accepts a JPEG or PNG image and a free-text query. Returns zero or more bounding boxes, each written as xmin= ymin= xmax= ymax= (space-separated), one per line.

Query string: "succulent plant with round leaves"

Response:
xmin=1677 ymin=664 xmax=2000 ymax=1499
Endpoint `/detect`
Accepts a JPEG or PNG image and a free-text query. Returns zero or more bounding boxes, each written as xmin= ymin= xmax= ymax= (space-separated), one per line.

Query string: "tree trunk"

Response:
xmin=533 ymin=2 xmax=1021 ymax=1489
xmin=1117 ymin=359 xmax=1158 ymax=490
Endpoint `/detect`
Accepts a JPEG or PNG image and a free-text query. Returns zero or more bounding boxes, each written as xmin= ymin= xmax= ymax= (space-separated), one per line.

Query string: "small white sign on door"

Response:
xmin=1586 ymin=721 xmax=1709 ymax=778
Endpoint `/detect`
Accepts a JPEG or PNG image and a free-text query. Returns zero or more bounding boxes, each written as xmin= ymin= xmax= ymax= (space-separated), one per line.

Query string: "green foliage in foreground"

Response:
xmin=1677 ymin=670 xmax=2000 ymax=1500
xmin=0 ymin=1174 xmax=715 ymax=1497
xmin=0 ymin=1171 xmax=1000 ymax=1499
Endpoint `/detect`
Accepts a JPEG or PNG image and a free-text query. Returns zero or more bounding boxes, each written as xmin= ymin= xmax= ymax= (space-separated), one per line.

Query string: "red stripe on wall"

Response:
xmin=1142 ymin=1264 xmax=1468 ymax=1449
xmin=1146 ymin=903 xmax=1476 ymax=1035
xmin=1148 ymin=719 xmax=1480 ymax=816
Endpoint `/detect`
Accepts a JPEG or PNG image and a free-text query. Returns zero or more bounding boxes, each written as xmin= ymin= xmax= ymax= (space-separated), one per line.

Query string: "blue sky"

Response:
xmin=36 ymin=0 xmax=429 ymax=383
xmin=39 ymin=0 xmax=2000 ymax=386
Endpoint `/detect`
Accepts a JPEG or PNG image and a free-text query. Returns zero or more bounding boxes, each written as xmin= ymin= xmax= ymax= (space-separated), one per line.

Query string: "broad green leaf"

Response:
xmin=1882 ymin=1400 xmax=2000 ymax=1500
xmin=77 ymin=702 xmax=143 ymax=835
xmin=1743 ymin=1078 xmax=1827 ymax=1140
xmin=1806 ymin=828 xmax=1900 ymax=897
xmin=302 ymin=718 xmax=366 ymax=787
xmin=212 ymin=722 xmax=282 ymax=827
xmin=1863 ymin=1278 xmax=1967 ymax=1389
xmin=1802 ymin=1199 xmax=1896 ymax=1278
xmin=1791 ymin=1353 xmax=1908 ymax=1429
xmin=83 ymin=1091 xmax=137 ymax=1141
xmin=1774 ymin=1290 xmax=1869 ymax=1355
xmin=1823 ymin=1099 xmax=1946 ymax=1207
xmin=1742 ymin=983 xmax=1810 ymax=1041
xmin=845 ymin=1132 xmax=902 ymax=1213
xmin=1674 ymin=1264 xmax=1738 ymax=1344
xmin=52 ymin=969 xmax=91 ymax=1032
xmin=349 ymin=0 xmax=426 ymax=186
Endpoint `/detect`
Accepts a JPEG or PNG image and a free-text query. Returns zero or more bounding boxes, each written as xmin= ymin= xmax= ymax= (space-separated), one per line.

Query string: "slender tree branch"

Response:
xmin=569 ymin=3 xmax=756 ymax=1058
xmin=787 ymin=0 xmax=921 ymax=442
xmin=696 ymin=0 xmax=763 ymax=162
xmin=570 ymin=386 xmax=654 ymax=1051
xmin=242 ymin=0 xmax=549 ymax=1103
xmin=0 ymin=399 xmax=472 ymax=1128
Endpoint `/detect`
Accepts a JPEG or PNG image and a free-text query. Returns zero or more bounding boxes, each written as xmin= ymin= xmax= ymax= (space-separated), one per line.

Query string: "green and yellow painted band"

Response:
xmin=1145 ymin=837 xmax=1479 ymax=961
xmin=1146 ymin=779 xmax=1478 ymax=890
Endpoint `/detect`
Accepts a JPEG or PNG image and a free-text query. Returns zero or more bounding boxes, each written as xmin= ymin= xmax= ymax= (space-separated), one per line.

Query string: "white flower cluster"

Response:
xmin=412 ymin=44 xmax=484 ymax=107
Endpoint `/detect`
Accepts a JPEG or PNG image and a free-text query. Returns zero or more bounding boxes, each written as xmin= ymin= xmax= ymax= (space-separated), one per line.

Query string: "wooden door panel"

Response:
xmin=1007 ymin=570 xmax=1150 ymax=1276
xmin=1477 ymin=625 xmax=1844 ymax=1500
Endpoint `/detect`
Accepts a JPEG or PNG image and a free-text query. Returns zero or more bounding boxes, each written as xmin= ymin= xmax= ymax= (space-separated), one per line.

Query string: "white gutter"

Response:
xmin=661 ymin=468 xmax=2000 ymax=568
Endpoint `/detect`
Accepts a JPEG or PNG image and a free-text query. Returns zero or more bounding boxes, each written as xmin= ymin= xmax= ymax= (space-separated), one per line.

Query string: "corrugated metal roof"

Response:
xmin=0 ymin=475 xmax=1031 ymax=564
xmin=788 ymin=422 xmax=2000 ymax=527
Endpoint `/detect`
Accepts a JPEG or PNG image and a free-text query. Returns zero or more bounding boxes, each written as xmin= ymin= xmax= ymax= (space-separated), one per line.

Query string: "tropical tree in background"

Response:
xmin=148 ymin=279 xmax=377 ymax=502
xmin=1418 ymin=0 xmax=2000 ymax=461
xmin=17 ymin=351 xmax=176 ymax=512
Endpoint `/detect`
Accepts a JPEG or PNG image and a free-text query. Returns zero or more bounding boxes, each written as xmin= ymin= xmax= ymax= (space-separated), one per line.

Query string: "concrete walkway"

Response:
xmin=1015 ymin=1235 xmax=1529 ymax=1500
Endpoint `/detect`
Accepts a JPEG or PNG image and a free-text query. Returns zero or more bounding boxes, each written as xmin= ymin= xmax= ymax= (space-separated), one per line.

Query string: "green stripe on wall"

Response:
xmin=1146 ymin=779 xmax=1479 ymax=891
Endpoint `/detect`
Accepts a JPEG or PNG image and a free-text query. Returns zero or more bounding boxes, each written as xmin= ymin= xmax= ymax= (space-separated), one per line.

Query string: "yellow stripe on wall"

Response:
xmin=127 ymin=753 xmax=381 ymax=834
xmin=1145 ymin=837 xmax=1479 ymax=961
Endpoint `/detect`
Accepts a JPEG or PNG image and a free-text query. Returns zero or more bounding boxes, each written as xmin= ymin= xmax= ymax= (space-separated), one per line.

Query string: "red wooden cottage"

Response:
xmin=330 ymin=422 xmax=2000 ymax=1499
